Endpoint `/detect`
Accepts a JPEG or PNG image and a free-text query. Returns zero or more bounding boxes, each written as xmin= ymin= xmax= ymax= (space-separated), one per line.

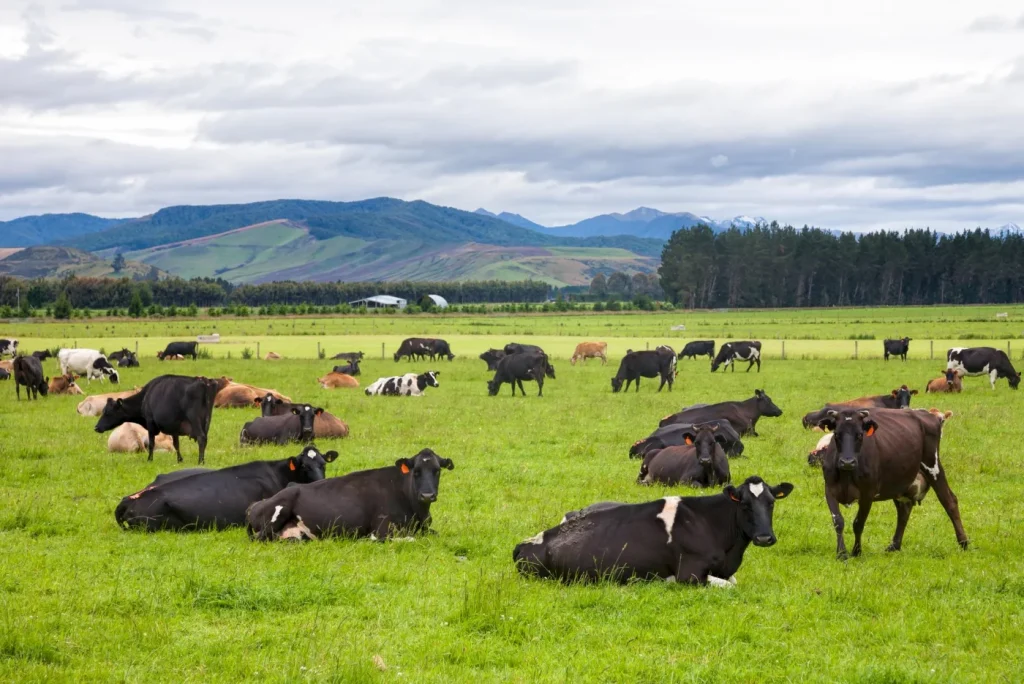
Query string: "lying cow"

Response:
xmin=332 ymin=359 xmax=360 ymax=376
xmin=571 ymin=341 xmax=608 ymax=365
xmin=366 ymin=371 xmax=440 ymax=396
xmin=947 ymin=346 xmax=1020 ymax=390
xmin=260 ymin=394 xmax=349 ymax=439
xmin=659 ymin=390 xmax=783 ymax=436
xmin=926 ymin=369 xmax=963 ymax=394
xmin=0 ymin=338 xmax=18 ymax=358
xmin=213 ymin=381 xmax=291 ymax=409
xmin=611 ymin=348 xmax=676 ymax=393
xmin=114 ymin=445 xmax=337 ymax=531
xmin=247 ymin=449 xmax=454 ymax=541
xmin=513 ymin=477 xmax=793 ymax=585
xmin=48 ymin=373 xmax=83 ymax=395
xmin=480 ymin=349 xmax=506 ymax=371
xmin=488 ymin=353 xmax=554 ymax=397
xmin=77 ymin=388 xmax=141 ymax=416
xmin=240 ymin=403 xmax=322 ymax=446
xmin=264 ymin=352 xmax=281 ymax=360
xmin=332 ymin=351 xmax=364 ymax=362
xmin=107 ymin=423 xmax=175 ymax=453
xmin=318 ymin=372 xmax=359 ymax=389
xmin=0 ymin=368 xmax=9 ymax=381
xmin=710 ymin=341 xmax=761 ymax=373
xmin=637 ymin=424 xmax=731 ymax=487
xmin=13 ymin=355 xmax=48 ymax=400
xmin=801 ymin=386 xmax=919 ymax=428
xmin=630 ymin=419 xmax=743 ymax=460
xmin=58 ymin=348 xmax=120 ymax=384
xmin=157 ymin=341 xmax=198 ymax=360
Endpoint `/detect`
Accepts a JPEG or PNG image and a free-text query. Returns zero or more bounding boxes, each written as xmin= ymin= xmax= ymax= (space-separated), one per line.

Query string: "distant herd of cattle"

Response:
xmin=1 ymin=332 xmax=1020 ymax=587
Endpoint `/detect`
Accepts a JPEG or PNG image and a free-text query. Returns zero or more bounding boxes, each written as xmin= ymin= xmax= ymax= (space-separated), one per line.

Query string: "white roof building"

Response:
xmin=349 ymin=295 xmax=407 ymax=309
xmin=425 ymin=294 xmax=449 ymax=309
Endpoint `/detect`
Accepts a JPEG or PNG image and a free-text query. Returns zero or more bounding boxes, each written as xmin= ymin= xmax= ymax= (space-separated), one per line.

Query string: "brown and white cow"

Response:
xmin=925 ymin=369 xmax=963 ymax=394
xmin=107 ymin=422 xmax=175 ymax=453
xmin=49 ymin=373 xmax=84 ymax=395
xmin=571 ymin=341 xmax=608 ymax=366
xmin=318 ymin=372 xmax=360 ymax=389
xmin=265 ymin=352 xmax=282 ymax=360
xmin=77 ymin=387 xmax=142 ymax=416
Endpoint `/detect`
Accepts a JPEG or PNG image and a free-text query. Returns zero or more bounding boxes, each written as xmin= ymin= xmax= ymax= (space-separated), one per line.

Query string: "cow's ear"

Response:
xmin=314 ymin=408 xmax=324 ymax=416
xmin=910 ymin=389 xmax=919 ymax=396
xmin=395 ymin=458 xmax=413 ymax=474
xmin=115 ymin=399 xmax=123 ymax=408
xmin=439 ymin=457 xmax=455 ymax=471
xmin=755 ymin=389 xmax=764 ymax=397
xmin=291 ymin=407 xmax=301 ymax=415
xmin=864 ymin=420 xmax=879 ymax=437
xmin=288 ymin=458 xmax=297 ymax=471
xmin=323 ymin=451 xmax=338 ymax=463
xmin=891 ymin=389 xmax=899 ymax=398
xmin=771 ymin=483 xmax=794 ymax=499
xmin=725 ymin=485 xmax=742 ymax=503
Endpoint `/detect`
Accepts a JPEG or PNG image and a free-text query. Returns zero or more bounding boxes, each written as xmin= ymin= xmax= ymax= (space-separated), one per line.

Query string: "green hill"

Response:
xmin=0 ymin=246 xmax=160 ymax=279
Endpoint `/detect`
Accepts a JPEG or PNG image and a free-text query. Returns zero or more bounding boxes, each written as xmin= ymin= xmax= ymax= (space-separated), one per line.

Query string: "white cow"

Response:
xmin=364 ymin=371 xmax=440 ymax=396
xmin=58 ymin=348 xmax=120 ymax=384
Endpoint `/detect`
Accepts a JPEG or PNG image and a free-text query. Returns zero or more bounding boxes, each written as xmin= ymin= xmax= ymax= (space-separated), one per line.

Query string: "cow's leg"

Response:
xmin=887 ymin=500 xmax=914 ymax=552
xmin=15 ymin=382 xmax=20 ymax=400
xmin=537 ymin=377 xmax=544 ymax=397
xmin=755 ymin=357 xmax=761 ymax=372
xmin=171 ymin=434 xmax=183 ymax=463
xmin=517 ymin=378 xmax=527 ymax=396
xmin=635 ymin=377 xmax=641 ymax=392
xmin=196 ymin=432 xmax=207 ymax=465
xmin=990 ymin=369 xmax=998 ymax=390
xmin=826 ymin=491 xmax=848 ymax=559
xmin=928 ymin=471 xmax=969 ymax=549
xmin=850 ymin=496 xmax=873 ymax=557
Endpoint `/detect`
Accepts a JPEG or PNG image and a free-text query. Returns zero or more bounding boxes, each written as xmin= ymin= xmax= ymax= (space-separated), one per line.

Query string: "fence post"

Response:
xmin=135 ymin=341 xmax=139 ymax=355
xmin=257 ymin=342 xmax=260 ymax=360
xmin=382 ymin=342 xmax=385 ymax=360
xmin=854 ymin=340 xmax=858 ymax=360
xmin=646 ymin=342 xmax=650 ymax=351
xmin=781 ymin=340 xmax=785 ymax=360
xmin=930 ymin=340 xmax=933 ymax=360
xmin=317 ymin=341 xmax=321 ymax=359
xmin=1009 ymin=341 xmax=1012 ymax=357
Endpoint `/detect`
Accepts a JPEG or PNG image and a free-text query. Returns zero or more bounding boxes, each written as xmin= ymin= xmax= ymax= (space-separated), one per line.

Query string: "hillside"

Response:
xmin=0 ymin=213 xmax=126 ymax=247
xmin=0 ymin=246 xmax=159 ymax=279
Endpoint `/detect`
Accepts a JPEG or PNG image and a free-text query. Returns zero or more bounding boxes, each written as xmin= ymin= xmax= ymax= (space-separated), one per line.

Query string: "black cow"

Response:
xmin=13 ymin=355 xmax=48 ymax=400
xmin=513 ymin=477 xmax=794 ymax=585
xmin=0 ymin=339 xmax=17 ymax=358
xmin=947 ymin=347 xmax=1020 ymax=390
xmin=680 ymin=341 xmax=716 ymax=360
xmin=504 ymin=343 xmax=545 ymax=356
xmin=611 ymin=348 xmax=676 ymax=393
xmin=240 ymin=404 xmax=323 ymax=446
xmin=480 ymin=349 xmax=506 ymax=371
xmin=711 ymin=341 xmax=761 ymax=372
xmin=157 ymin=341 xmax=198 ymax=360
xmin=118 ymin=354 xmax=140 ymax=368
xmin=247 ymin=449 xmax=454 ymax=541
xmin=630 ymin=419 xmax=743 ymax=459
xmin=637 ymin=424 xmax=731 ymax=487
xmin=94 ymin=374 xmax=223 ymax=464
xmin=427 ymin=339 xmax=455 ymax=361
xmin=108 ymin=348 xmax=132 ymax=362
xmin=659 ymin=390 xmax=783 ymax=436
xmin=0 ymin=368 xmax=9 ymax=381
xmin=883 ymin=337 xmax=911 ymax=362
xmin=114 ymin=445 xmax=338 ymax=532
xmin=31 ymin=349 xmax=53 ymax=361
xmin=147 ymin=468 xmax=211 ymax=487
xmin=332 ymin=351 xmax=364 ymax=362
xmin=394 ymin=337 xmax=433 ymax=362
xmin=332 ymin=359 xmax=360 ymax=375
xmin=488 ymin=352 xmax=555 ymax=397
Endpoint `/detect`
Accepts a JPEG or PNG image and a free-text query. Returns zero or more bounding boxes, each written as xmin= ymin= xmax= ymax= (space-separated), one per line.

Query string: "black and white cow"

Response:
xmin=513 ymin=477 xmax=794 ymax=586
xmin=710 ymin=341 xmax=761 ymax=373
xmin=365 ymin=371 xmax=440 ymax=396
xmin=0 ymin=339 xmax=17 ymax=358
xmin=947 ymin=347 xmax=1020 ymax=390
xmin=680 ymin=340 xmax=715 ymax=360
xmin=883 ymin=337 xmax=911 ymax=362
xmin=58 ymin=348 xmax=120 ymax=384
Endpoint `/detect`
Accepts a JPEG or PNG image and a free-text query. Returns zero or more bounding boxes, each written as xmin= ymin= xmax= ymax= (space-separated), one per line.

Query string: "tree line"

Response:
xmin=658 ymin=224 xmax=1024 ymax=308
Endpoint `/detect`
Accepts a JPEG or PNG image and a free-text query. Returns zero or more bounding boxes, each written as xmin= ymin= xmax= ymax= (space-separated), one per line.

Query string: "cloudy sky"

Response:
xmin=1 ymin=0 xmax=1023 ymax=231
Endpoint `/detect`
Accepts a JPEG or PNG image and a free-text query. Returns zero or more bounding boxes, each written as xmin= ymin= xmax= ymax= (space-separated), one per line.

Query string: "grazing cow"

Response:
xmin=926 ymin=369 xmax=963 ymax=394
xmin=394 ymin=338 xmax=434 ymax=362
xmin=426 ymin=339 xmax=455 ymax=361
xmin=883 ymin=337 xmax=912 ymax=362
xmin=58 ymin=349 xmax=120 ymax=384
xmin=711 ymin=341 xmax=762 ymax=373
xmin=332 ymin=359 xmax=360 ymax=375
xmin=0 ymin=368 xmax=8 ymax=381
xmin=77 ymin=388 xmax=141 ymax=416
xmin=513 ymin=476 xmax=793 ymax=585
xmin=611 ymin=348 xmax=676 ymax=393
xmin=0 ymin=339 xmax=17 ymax=358
xmin=504 ymin=343 xmax=545 ymax=356
xmin=31 ymin=349 xmax=54 ymax=362
xmin=815 ymin=407 xmax=968 ymax=558
xmin=157 ymin=341 xmax=198 ymax=360
xmin=94 ymin=374 xmax=224 ymax=464
xmin=318 ymin=372 xmax=360 ymax=389
xmin=629 ymin=419 xmax=743 ymax=460
xmin=107 ymin=423 xmax=175 ymax=453
xmin=239 ymin=404 xmax=323 ymax=446
xmin=213 ymin=381 xmax=290 ymax=409
xmin=947 ymin=347 xmax=1020 ymax=390
xmin=488 ymin=353 xmax=554 ymax=397
xmin=114 ymin=445 xmax=337 ymax=532
xmin=332 ymin=351 xmax=364 ymax=362
xmin=366 ymin=371 xmax=441 ymax=397
xmin=680 ymin=340 xmax=716 ymax=360
xmin=571 ymin=341 xmax=608 ymax=366
xmin=659 ymin=390 xmax=783 ymax=437
xmin=48 ymin=373 xmax=83 ymax=395
xmin=479 ymin=348 xmax=506 ymax=371
xmin=13 ymin=355 xmax=48 ymax=400
xmin=260 ymin=394 xmax=349 ymax=439
xmin=637 ymin=424 xmax=731 ymax=487
xmin=247 ymin=449 xmax=454 ymax=541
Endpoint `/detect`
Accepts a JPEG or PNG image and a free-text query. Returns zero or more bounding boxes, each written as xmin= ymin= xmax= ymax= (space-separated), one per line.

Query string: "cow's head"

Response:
xmin=542 ymin=361 xmax=556 ymax=380
xmin=890 ymin=385 xmax=918 ymax=408
xmin=393 ymin=350 xmax=401 ymax=361
xmin=1010 ymin=372 xmax=1021 ymax=390
xmin=611 ymin=377 xmax=624 ymax=393
xmin=37 ymin=375 xmax=50 ymax=396
xmin=683 ymin=423 xmax=729 ymax=467
xmin=816 ymin=408 xmax=876 ymax=472
xmin=754 ymin=389 xmax=783 ymax=417
xmin=104 ymin=366 xmax=120 ymax=384
xmin=290 ymin=404 xmax=323 ymax=442
xmin=903 ymin=337 xmax=912 ymax=344
xmin=288 ymin=445 xmax=338 ymax=483
xmin=487 ymin=379 xmax=501 ymax=396
xmin=943 ymin=369 xmax=957 ymax=387
xmin=396 ymin=448 xmax=454 ymax=503
xmin=94 ymin=397 xmax=130 ymax=433
xmin=420 ymin=371 xmax=440 ymax=388
xmin=723 ymin=476 xmax=794 ymax=547
xmin=710 ymin=345 xmax=731 ymax=372
xmin=261 ymin=393 xmax=285 ymax=416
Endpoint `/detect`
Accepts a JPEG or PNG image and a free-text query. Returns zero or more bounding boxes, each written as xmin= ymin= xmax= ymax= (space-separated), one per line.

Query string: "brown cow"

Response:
xmin=107 ymin=422 xmax=175 ymax=453
xmin=77 ymin=387 xmax=142 ymax=416
xmin=318 ymin=372 xmax=360 ymax=389
xmin=802 ymin=386 xmax=918 ymax=429
xmin=571 ymin=341 xmax=608 ymax=366
xmin=265 ymin=352 xmax=281 ymax=360
xmin=214 ymin=380 xmax=291 ymax=408
xmin=49 ymin=373 xmax=84 ymax=395
xmin=0 ymin=359 xmax=12 ymax=372
xmin=815 ymin=407 xmax=967 ymax=559
xmin=926 ymin=369 xmax=963 ymax=394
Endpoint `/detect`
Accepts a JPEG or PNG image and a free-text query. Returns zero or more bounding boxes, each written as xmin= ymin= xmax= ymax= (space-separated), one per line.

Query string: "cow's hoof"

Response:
xmin=885 ymin=543 xmax=901 ymax=553
xmin=959 ymin=540 xmax=970 ymax=550
xmin=836 ymin=551 xmax=849 ymax=561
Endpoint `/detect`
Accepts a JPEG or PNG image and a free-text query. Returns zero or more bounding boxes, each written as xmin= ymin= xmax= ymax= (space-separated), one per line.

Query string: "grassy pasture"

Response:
xmin=1 ymin=308 xmax=1023 ymax=682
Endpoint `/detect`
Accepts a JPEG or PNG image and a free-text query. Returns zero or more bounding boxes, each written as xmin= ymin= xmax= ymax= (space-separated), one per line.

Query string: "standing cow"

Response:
xmin=488 ymin=353 xmax=555 ymax=397
xmin=571 ymin=342 xmax=608 ymax=365
xmin=58 ymin=349 xmax=120 ymax=384
xmin=883 ymin=337 xmax=911 ymax=362
xmin=680 ymin=341 xmax=715 ymax=360
xmin=611 ymin=348 xmax=676 ymax=393
xmin=13 ymin=355 xmax=48 ymax=400
xmin=394 ymin=338 xmax=439 ymax=362
xmin=947 ymin=347 xmax=1020 ymax=390
xmin=711 ymin=341 xmax=761 ymax=373
xmin=157 ymin=341 xmax=198 ymax=360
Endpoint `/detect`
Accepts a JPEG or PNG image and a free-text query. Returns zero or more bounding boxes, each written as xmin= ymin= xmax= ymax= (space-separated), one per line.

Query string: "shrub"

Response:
xmin=605 ymin=299 xmax=621 ymax=312
xmin=187 ymin=303 xmax=199 ymax=317
xmin=197 ymin=347 xmax=213 ymax=360
xmin=241 ymin=347 xmax=254 ymax=360
xmin=53 ymin=292 xmax=73 ymax=320
xmin=592 ymin=301 xmax=606 ymax=312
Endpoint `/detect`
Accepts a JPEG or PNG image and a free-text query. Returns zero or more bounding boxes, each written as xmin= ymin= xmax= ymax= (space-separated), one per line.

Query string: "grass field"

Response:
xmin=1 ymin=308 xmax=1022 ymax=681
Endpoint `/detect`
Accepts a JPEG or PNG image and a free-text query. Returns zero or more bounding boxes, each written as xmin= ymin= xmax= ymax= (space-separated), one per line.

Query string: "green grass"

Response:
xmin=0 ymin=308 xmax=1022 ymax=681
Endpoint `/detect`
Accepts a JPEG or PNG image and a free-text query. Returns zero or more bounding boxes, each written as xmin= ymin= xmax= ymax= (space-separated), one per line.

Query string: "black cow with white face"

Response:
xmin=947 ymin=347 xmax=1020 ymax=390
xmin=883 ymin=337 xmax=911 ymax=362
xmin=711 ymin=341 xmax=761 ymax=373
xmin=513 ymin=477 xmax=794 ymax=586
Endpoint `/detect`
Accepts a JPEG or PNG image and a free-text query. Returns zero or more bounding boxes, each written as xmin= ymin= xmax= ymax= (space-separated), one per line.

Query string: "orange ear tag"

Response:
xmin=401 ymin=464 xmax=410 ymax=474
xmin=729 ymin=492 xmax=741 ymax=502
xmin=684 ymin=436 xmax=694 ymax=446
xmin=866 ymin=426 xmax=876 ymax=437
xmin=289 ymin=461 xmax=296 ymax=471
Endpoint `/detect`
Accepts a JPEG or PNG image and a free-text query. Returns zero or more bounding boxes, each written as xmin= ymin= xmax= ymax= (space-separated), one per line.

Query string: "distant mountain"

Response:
xmin=473 ymin=208 xmax=547 ymax=232
xmin=0 ymin=245 xmax=158 ymax=279
xmin=998 ymin=222 xmax=1021 ymax=236
xmin=0 ymin=213 xmax=126 ymax=247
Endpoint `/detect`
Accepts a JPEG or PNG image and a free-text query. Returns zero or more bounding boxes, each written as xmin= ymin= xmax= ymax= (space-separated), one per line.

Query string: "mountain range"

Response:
xmin=476 ymin=207 xmax=766 ymax=240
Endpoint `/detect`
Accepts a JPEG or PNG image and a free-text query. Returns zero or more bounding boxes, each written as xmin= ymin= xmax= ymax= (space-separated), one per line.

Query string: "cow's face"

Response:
xmin=37 ymin=376 xmax=50 ymax=396
xmin=611 ymin=377 xmax=624 ymax=393
xmin=724 ymin=477 xmax=793 ymax=547
xmin=261 ymin=393 xmax=284 ymax=417
xmin=288 ymin=445 xmax=337 ymax=483
xmin=684 ymin=424 xmax=727 ymax=467
xmin=943 ymin=369 xmax=957 ymax=386
xmin=422 ymin=371 xmax=440 ymax=388
xmin=710 ymin=346 xmax=730 ymax=372
xmin=754 ymin=389 xmax=783 ymax=417
xmin=104 ymin=367 xmax=120 ymax=384
xmin=396 ymin=448 xmax=454 ymax=503
xmin=487 ymin=379 xmax=500 ymax=396
xmin=903 ymin=337 xmax=912 ymax=344
xmin=290 ymin=405 xmax=323 ymax=441
xmin=393 ymin=351 xmax=401 ymax=361
xmin=95 ymin=398 xmax=130 ymax=433
xmin=543 ymin=362 xmax=556 ymax=380
xmin=1010 ymin=373 xmax=1021 ymax=390
xmin=817 ymin=409 xmax=876 ymax=472
xmin=890 ymin=385 xmax=917 ymax=408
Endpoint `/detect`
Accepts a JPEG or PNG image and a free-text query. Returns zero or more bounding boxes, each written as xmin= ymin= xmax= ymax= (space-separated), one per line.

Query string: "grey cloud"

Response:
xmin=966 ymin=14 xmax=1024 ymax=32
xmin=62 ymin=0 xmax=203 ymax=24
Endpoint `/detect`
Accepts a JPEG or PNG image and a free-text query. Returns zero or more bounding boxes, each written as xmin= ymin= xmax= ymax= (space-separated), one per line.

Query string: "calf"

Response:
xmin=711 ymin=341 xmax=761 ymax=373
xmin=157 ymin=341 xmax=198 ymax=360
xmin=318 ymin=372 xmax=360 ymax=389
xmin=58 ymin=348 xmax=120 ymax=384
xmin=883 ymin=337 xmax=911 ymax=362
xmin=0 ymin=338 xmax=17 ymax=358
xmin=77 ymin=388 xmax=141 ymax=416
xmin=260 ymin=394 xmax=349 ymax=439
xmin=947 ymin=347 xmax=1020 ymax=390
xmin=366 ymin=371 xmax=441 ymax=396
xmin=815 ymin=407 xmax=968 ymax=559
xmin=107 ymin=423 xmax=175 ymax=453
xmin=630 ymin=419 xmax=743 ymax=459
xmin=114 ymin=445 xmax=337 ymax=531
xmin=926 ymin=369 xmax=963 ymax=394
xmin=488 ymin=353 xmax=554 ymax=397
xmin=48 ymin=373 xmax=83 ymax=395
xmin=247 ymin=449 xmax=454 ymax=541
xmin=680 ymin=340 xmax=715 ymax=360
xmin=13 ymin=355 xmax=48 ymax=400
xmin=513 ymin=477 xmax=793 ymax=585
xmin=332 ymin=359 xmax=360 ymax=376
xmin=611 ymin=349 xmax=676 ymax=393
xmin=504 ymin=343 xmax=545 ymax=356
xmin=571 ymin=341 xmax=608 ymax=365
xmin=479 ymin=348 xmax=506 ymax=371
xmin=637 ymin=424 xmax=730 ymax=487
xmin=240 ymin=404 xmax=323 ymax=446
xmin=659 ymin=390 xmax=783 ymax=436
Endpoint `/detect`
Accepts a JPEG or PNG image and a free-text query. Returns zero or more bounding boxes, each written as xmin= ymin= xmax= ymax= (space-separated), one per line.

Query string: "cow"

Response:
xmin=247 ymin=449 xmax=454 ymax=542
xmin=31 ymin=349 xmax=53 ymax=362
xmin=680 ymin=340 xmax=716 ymax=360
xmin=114 ymin=445 xmax=338 ymax=532
xmin=366 ymin=371 xmax=441 ymax=397
xmin=13 ymin=355 xmax=48 ymax=400
xmin=332 ymin=351 xmax=364 ymax=362
xmin=504 ymin=343 xmax=545 ymax=356
xmin=318 ymin=372 xmax=360 ymax=389
xmin=637 ymin=424 xmax=731 ymax=487
xmin=332 ymin=359 xmax=360 ymax=376
xmin=157 ymin=341 xmax=198 ymax=360
xmin=0 ymin=368 xmax=8 ymax=381
xmin=0 ymin=338 xmax=17 ymax=358
xmin=394 ymin=338 xmax=433 ymax=362
xmin=800 ymin=387 xmax=919 ymax=429
xmin=488 ymin=353 xmax=554 ymax=397
xmin=807 ymin=432 xmax=835 ymax=467
xmin=77 ymin=388 xmax=140 ymax=416
xmin=94 ymin=374 xmax=224 ymax=464
xmin=108 ymin=348 xmax=133 ymax=363
xmin=48 ymin=373 xmax=83 ymax=395
xmin=926 ymin=369 xmax=963 ymax=394
xmin=883 ymin=337 xmax=912 ymax=362
xmin=513 ymin=476 xmax=794 ymax=586
xmin=571 ymin=342 xmax=608 ymax=366
xmin=260 ymin=394 xmax=349 ymax=439
xmin=214 ymin=381 xmax=290 ymax=409
xmin=629 ymin=419 xmax=743 ymax=460
xmin=426 ymin=339 xmax=455 ymax=361
xmin=239 ymin=404 xmax=323 ymax=446
xmin=611 ymin=348 xmax=676 ymax=393
xmin=710 ymin=341 xmax=761 ymax=373
xmin=58 ymin=349 xmax=120 ymax=384
xmin=659 ymin=390 xmax=783 ymax=437
xmin=479 ymin=349 xmax=506 ymax=371
xmin=814 ymin=407 xmax=968 ymax=559
xmin=947 ymin=347 xmax=1020 ymax=390
xmin=113 ymin=350 xmax=140 ymax=367
xmin=107 ymin=423 xmax=175 ymax=453
xmin=0 ymin=359 xmax=11 ymax=373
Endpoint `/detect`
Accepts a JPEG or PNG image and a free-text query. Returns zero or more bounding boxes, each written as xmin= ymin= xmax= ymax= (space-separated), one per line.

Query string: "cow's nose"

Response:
xmin=754 ymin=534 xmax=776 ymax=547
xmin=420 ymin=493 xmax=437 ymax=503
xmin=838 ymin=458 xmax=857 ymax=471
xmin=698 ymin=457 xmax=712 ymax=465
